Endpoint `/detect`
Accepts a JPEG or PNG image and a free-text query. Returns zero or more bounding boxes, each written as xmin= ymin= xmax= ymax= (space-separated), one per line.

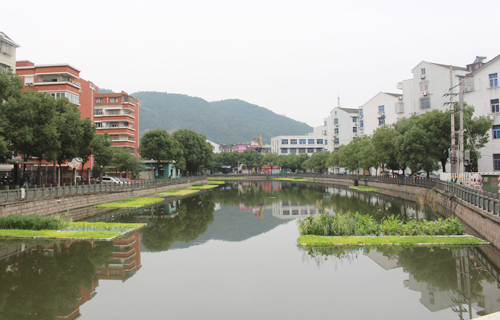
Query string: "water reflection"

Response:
xmin=0 ymin=232 xmax=141 ymax=320
xmin=300 ymin=245 xmax=500 ymax=319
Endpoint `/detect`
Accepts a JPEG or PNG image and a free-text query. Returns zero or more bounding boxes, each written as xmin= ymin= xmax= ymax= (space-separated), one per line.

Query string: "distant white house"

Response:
xmin=359 ymin=92 xmax=402 ymax=137
xmin=0 ymin=32 xmax=20 ymax=72
xmin=323 ymin=106 xmax=359 ymax=150
xmin=207 ymin=140 xmax=221 ymax=153
xmin=271 ymin=133 xmax=328 ymax=155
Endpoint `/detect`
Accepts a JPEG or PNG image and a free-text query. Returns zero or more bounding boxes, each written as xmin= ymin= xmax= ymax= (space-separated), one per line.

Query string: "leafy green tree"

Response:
xmin=213 ymin=151 xmax=241 ymax=172
xmin=92 ymin=132 xmax=113 ymax=180
xmin=139 ymin=129 xmax=183 ymax=174
xmin=172 ymin=129 xmax=214 ymax=174
xmin=111 ymin=148 xmax=144 ymax=178
xmin=371 ymin=126 xmax=400 ymax=173
xmin=240 ymin=148 xmax=263 ymax=170
xmin=77 ymin=117 xmax=96 ymax=176
xmin=303 ymin=151 xmax=330 ymax=172
xmin=0 ymin=70 xmax=22 ymax=102
xmin=262 ymin=152 xmax=280 ymax=166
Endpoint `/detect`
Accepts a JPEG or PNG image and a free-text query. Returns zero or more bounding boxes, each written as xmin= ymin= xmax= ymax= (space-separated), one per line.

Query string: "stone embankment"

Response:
xmin=0 ymin=179 xmax=206 ymax=217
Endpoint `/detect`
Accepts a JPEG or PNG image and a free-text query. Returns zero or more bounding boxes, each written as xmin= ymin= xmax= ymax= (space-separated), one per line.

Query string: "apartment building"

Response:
xmin=0 ymin=32 xmax=20 ymax=72
xmin=94 ymin=91 xmax=140 ymax=155
xmin=463 ymin=55 xmax=500 ymax=171
xmin=398 ymin=61 xmax=469 ymax=117
xmin=358 ymin=92 xmax=402 ymax=137
xmin=271 ymin=133 xmax=328 ymax=155
xmin=323 ymin=107 xmax=359 ymax=150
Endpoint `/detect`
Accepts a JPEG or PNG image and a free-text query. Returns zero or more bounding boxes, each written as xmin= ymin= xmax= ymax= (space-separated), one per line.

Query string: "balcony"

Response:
xmin=35 ymin=74 xmax=81 ymax=88
xmin=94 ymin=109 xmax=135 ymax=118
xmin=96 ymin=122 xmax=135 ymax=130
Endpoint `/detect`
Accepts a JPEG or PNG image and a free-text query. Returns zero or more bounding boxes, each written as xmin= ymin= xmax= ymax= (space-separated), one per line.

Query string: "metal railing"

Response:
xmin=0 ymin=176 xmax=206 ymax=202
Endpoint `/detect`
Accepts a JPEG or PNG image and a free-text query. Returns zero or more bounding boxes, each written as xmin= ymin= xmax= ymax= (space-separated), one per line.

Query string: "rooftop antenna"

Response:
xmin=337 ymin=92 xmax=341 ymax=108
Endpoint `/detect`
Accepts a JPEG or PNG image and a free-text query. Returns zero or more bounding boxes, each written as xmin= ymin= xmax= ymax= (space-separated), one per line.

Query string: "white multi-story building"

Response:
xmin=0 ymin=32 xmax=20 ymax=72
xmin=271 ymin=133 xmax=328 ymax=155
xmin=324 ymin=107 xmax=359 ymax=150
xmin=359 ymin=92 xmax=402 ymax=137
xmin=463 ymin=55 xmax=500 ymax=171
xmin=399 ymin=60 xmax=469 ymax=117
xmin=207 ymin=140 xmax=221 ymax=153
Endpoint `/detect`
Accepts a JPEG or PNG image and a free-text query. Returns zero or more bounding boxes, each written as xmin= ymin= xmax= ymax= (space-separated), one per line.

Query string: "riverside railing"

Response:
xmin=0 ymin=176 xmax=206 ymax=202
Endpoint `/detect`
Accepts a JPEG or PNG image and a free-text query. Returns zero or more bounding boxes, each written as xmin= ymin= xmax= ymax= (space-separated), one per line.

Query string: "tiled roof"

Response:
xmin=466 ymin=54 xmax=500 ymax=76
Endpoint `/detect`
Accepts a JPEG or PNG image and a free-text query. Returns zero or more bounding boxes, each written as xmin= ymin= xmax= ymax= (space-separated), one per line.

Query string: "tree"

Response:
xmin=1 ymin=90 xmax=59 ymax=183
xmin=213 ymin=151 xmax=240 ymax=172
xmin=0 ymin=70 xmax=22 ymax=102
xmin=371 ymin=126 xmax=400 ymax=173
xmin=302 ymin=151 xmax=330 ymax=172
xmin=138 ymin=129 xmax=183 ymax=174
xmin=77 ymin=117 xmax=96 ymax=180
xmin=92 ymin=132 xmax=113 ymax=180
xmin=111 ymin=148 xmax=144 ymax=178
xmin=172 ymin=129 xmax=213 ymax=174
xmin=240 ymin=148 xmax=263 ymax=170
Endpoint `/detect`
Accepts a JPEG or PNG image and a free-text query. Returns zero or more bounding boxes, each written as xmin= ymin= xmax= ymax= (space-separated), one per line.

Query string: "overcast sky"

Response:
xmin=4 ymin=0 xmax=500 ymax=127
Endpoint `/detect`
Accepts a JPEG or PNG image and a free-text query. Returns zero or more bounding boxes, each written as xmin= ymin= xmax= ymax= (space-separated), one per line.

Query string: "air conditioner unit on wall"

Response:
xmin=421 ymin=75 xmax=426 ymax=79
xmin=488 ymin=115 xmax=494 ymax=121
xmin=422 ymin=91 xmax=427 ymax=96
xmin=398 ymin=96 xmax=403 ymax=100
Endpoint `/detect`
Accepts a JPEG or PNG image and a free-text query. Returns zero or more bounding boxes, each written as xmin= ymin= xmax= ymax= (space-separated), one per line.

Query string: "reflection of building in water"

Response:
xmin=272 ymin=201 xmax=322 ymax=219
xmin=96 ymin=232 xmax=142 ymax=282
xmin=365 ymin=247 xmax=500 ymax=318
xmin=363 ymin=249 xmax=399 ymax=270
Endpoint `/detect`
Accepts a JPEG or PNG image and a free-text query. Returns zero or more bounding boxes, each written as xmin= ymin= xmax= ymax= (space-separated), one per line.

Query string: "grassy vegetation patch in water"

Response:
xmin=94 ymin=197 xmax=163 ymax=208
xmin=0 ymin=222 xmax=146 ymax=240
xmin=273 ymin=178 xmax=314 ymax=182
xmin=298 ymin=235 xmax=488 ymax=246
xmin=187 ymin=184 xmax=218 ymax=190
xmin=207 ymin=180 xmax=225 ymax=184
xmin=155 ymin=189 xmax=199 ymax=196
xmin=349 ymin=186 xmax=381 ymax=192
xmin=0 ymin=214 xmax=68 ymax=230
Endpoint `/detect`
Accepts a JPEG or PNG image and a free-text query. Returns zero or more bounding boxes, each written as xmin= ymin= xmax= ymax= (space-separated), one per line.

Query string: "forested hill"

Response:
xmin=132 ymin=91 xmax=312 ymax=144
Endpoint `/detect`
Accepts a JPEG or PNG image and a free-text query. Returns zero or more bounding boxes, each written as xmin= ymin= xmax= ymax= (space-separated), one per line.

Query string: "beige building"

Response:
xmin=0 ymin=32 xmax=20 ymax=72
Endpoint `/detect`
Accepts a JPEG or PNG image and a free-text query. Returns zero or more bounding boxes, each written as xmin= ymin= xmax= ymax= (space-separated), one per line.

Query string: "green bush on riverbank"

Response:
xmin=297 ymin=213 xmax=466 ymax=237
xmin=0 ymin=214 xmax=68 ymax=230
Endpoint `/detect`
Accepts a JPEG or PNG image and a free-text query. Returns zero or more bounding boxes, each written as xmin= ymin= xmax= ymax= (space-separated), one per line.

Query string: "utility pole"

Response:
xmin=451 ymin=66 xmax=457 ymax=175
xmin=459 ymin=79 xmax=465 ymax=175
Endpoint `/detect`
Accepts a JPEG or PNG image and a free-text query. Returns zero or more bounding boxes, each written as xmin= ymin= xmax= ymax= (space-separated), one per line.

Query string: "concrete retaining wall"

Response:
xmin=0 ymin=179 xmax=206 ymax=217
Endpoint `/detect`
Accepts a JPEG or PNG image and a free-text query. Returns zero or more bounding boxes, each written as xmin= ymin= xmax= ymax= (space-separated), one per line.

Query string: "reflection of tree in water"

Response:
xmin=0 ymin=240 xmax=114 ymax=320
xmin=298 ymin=245 xmax=494 ymax=299
xmin=140 ymin=192 xmax=215 ymax=252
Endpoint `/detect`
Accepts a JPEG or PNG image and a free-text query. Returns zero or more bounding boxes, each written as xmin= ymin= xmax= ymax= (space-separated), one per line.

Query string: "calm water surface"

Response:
xmin=0 ymin=181 xmax=499 ymax=320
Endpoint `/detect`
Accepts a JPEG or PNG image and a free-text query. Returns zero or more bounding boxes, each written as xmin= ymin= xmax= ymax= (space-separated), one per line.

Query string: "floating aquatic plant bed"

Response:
xmin=298 ymin=235 xmax=489 ymax=247
xmin=155 ymin=189 xmax=199 ymax=196
xmin=187 ymin=185 xmax=218 ymax=190
xmin=0 ymin=222 xmax=146 ymax=241
xmin=207 ymin=180 xmax=225 ymax=184
xmin=273 ymin=178 xmax=314 ymax=182
xmin=349 ymin=186 xmax=381 ymax=192
xmin=94 ymin=197 xmax=164 ymax=208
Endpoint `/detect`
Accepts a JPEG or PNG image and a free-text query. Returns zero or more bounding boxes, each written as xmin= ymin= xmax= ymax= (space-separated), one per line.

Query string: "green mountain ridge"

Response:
xmin=132 ymin=91 xmax=312 ymax=144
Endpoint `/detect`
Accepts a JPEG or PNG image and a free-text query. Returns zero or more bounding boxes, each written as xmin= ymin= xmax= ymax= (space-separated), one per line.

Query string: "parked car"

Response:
xmin=417 ymin=172 xmax=439 ymax=179
xmin=101 ymin=176 xmax=123 ymax=184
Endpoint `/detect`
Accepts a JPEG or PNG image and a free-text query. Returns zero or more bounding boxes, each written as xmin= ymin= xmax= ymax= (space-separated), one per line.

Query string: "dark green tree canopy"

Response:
xmin=172 ymin=129 xmax=214 ymax=174
xmin=139 ymin=129 xmax=183 ymax=166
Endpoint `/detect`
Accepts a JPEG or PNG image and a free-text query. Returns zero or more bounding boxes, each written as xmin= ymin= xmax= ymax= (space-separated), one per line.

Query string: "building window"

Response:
xmin=334 ymin=138 xmax=339 ymax=144
xmin=360 ymin=120 xmax=364 ymax=128
xmin=360 ymin=109 xmax=363 ymax=116
xmin=421 ymin=68 xmax=426 ymax=75
xmin=308 ymin=139 xmax=314 ymax=144
xmin=420 ymin=81 xmax=429 ymax=91
xmin=290 ymin=148 xmax=297 ymax=154
xmin=110 ymin=97 xmax=119 ymax=103
xmin=494 ymin=154 xmax=500 ymax=170
xmin=109 ymin=122 xmax=119 ymax=128
xmin=490 ymin=73 xmax=498 ymax=87
xmin=379 ymin=118 xmax=385 ymax=125
xmin=281 ymin=139 xmax=288 ymax=145
xmin=0 ymin=42 xmax=11 ymax=55
xmin=352 ymin=117 xmax=357 ymax=123
xmin=290 ymin=139 xmax=297 ymax=144
xmin=353 ymin=127 xmax=357 ymax=133
xmin=316 ymin=148 xmax=323 ymax=152
xmin=322 ymin=130 xmax=327 ymax=135
xmin=307 ymin=148 xmax=314 ymax=153
xmin=281 ymin=148 xmax=288 ymax=154
xmin=492 ymin=99 xmax=499 ymax=113
xmin=297 ymin=139 xmax=305 ymax=144
xmin=299 ymin=148 xmax=306 ymax=153
xmin=334 ymin=118 xmax=338 ymax=125
xmin=421 ymin=98 xmax=430 ymax=108
xmin=316 ymin=139 xmax=323 ymax=144
xmin=96 ymin=122 xmax=103 ymax=128
xmin=378 ymin=105 xmax=385 ymax=113
xmin=334 ymin=128 xmax=339 ymax=134
xmin=493 ymin=125 xmax=500 ymax=139
xmin=324 ymin=139 xmax=327 ymax=145
xmin=95 ymin=109 xmax=103 ymax=115
xmin=96 ymin=98 xmax=102 ymax=104
xmin=324 ymin=120 xmax=327 ymax=126
xmin=1 ymin=64 xmax=9 ymax=72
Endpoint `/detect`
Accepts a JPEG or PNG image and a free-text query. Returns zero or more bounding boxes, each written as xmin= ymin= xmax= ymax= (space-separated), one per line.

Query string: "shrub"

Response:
xmin=0 ymin=214 xmax=68 ymax=230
